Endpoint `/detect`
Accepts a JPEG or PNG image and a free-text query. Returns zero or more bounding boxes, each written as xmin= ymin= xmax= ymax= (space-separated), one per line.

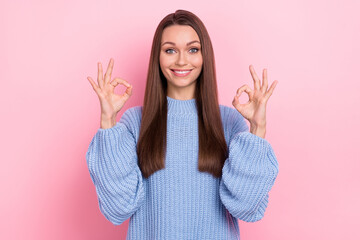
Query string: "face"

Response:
xmin=159 ymin=24 xmax=203 ymax=99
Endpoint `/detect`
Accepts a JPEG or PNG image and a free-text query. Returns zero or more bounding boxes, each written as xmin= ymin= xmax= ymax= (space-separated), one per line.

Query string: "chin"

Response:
xmin=169 ymin=79 xmax=197 ymax=88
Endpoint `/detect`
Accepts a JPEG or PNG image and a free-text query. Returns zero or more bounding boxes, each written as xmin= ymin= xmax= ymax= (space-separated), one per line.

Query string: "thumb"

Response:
xmin=232 ymin=95 xmax=247 ymax=113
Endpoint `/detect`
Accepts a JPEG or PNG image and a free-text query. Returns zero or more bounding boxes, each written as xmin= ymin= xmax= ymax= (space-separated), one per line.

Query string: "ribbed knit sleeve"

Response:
xmin=85 ymin=108 xmax=145 ymax=226
xmin=219 ymin=108 xmax=279 ymax=222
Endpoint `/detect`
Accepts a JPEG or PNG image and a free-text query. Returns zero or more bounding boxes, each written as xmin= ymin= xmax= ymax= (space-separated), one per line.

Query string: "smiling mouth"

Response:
xmin=171 ymin=69 xmax=192 ymax=77
xmin=171 ymin=69 xmax=193 ymax=72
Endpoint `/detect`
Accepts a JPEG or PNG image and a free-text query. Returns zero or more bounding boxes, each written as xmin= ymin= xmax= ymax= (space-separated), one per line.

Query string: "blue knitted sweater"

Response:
xmin=86 ymin=96 xmax=279 ymax=240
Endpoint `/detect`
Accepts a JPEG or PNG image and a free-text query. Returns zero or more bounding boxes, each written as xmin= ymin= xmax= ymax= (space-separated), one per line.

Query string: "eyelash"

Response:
xmin=164 ymin=48 xmax=200 ymax=54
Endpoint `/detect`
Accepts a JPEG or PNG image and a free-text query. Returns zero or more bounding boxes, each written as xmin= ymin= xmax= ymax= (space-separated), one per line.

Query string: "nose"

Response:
xmin=175 ymin=51 xmax=187 ymax=66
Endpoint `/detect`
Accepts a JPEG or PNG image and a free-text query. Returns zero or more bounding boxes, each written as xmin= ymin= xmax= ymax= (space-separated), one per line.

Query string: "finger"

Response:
xmin=261 ymin=68 xmax=268 ymax=94
xmin=233 ymin=85 xmax=253 ymax=110
xmin=232 ymin=95 xmax=246 ymax=111
xmin=110 ymin=77 xmax=132 ymax=89
xmin=236 ymin=84 xmax=253 ymax=101
xmin=264 ymin=80 xmax=278 ymax=101
xmin=111 ymin=78 xmax=133 ymax=100
xmin=104 ymin=58 xmax=114 ymax=85
xmin=98 ymin=62 xmax=104 ymax=89
xmin=87 ymin=77 xmax=101 ymax=96
xmin=233 ymin=93 xmax=250 ymax=112
xmin=123 ymin=84 xmax=133 ymax=99
xmin=249 ymin=65 xmax=261 ymax=91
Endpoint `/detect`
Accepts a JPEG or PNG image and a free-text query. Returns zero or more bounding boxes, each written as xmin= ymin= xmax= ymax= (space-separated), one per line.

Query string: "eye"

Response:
xmin=164 ymin=48 xmax=200 ymax=54
xmin=165 ymin=49 xmax=175 ymax=54
xmin=190 ymin=48 xmax=199 ymax=53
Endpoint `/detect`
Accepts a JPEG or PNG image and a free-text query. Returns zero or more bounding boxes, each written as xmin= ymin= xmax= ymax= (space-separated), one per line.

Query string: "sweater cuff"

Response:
xmin=93 ymin=122 xmax=138 ymax=175
xmin=228 ymin=131 xmax=279 ymax=175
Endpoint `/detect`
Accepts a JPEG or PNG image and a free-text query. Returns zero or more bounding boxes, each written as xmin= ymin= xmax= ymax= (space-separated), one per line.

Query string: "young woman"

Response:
xmin=86 ymin=9 xmax=279 ymax=240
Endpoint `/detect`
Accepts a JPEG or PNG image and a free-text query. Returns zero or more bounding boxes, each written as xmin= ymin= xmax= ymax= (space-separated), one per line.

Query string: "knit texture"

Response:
xmin=86 ymin=96 xmax=279 ymax=240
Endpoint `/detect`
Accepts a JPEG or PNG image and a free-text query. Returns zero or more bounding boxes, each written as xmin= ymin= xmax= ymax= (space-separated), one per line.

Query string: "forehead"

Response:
xmin=161 ymin=25 xmax=200 ymax=44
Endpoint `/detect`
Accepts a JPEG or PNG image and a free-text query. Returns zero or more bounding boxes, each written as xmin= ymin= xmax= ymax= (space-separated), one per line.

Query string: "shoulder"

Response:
xmin=219 ymin=104 xmax=249 ymax=141
xmin=219 ymin=104 xmax=245 ymax=123
xmin=121 ymin=105 xmax=142 ymax=121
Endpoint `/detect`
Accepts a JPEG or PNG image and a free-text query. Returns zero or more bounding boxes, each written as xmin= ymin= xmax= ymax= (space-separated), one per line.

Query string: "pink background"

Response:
xmin=1 ymin=0 xmax=359 ymax=239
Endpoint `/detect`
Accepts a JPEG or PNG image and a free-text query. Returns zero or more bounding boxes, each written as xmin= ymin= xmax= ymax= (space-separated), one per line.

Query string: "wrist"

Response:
xmin=250 ymin=123 xmax=266 ymax=139
xmin=100 ymin=115 xmax=117 ymax=129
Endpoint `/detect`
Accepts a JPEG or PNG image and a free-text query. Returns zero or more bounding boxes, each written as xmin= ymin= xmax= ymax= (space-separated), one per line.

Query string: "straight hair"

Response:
xmin=137 ymin=9 xmax=228 ymax=179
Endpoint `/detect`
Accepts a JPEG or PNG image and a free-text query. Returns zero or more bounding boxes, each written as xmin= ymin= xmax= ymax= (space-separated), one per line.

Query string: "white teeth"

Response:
xmin=174 ymin=71 xmax=190 ymax=74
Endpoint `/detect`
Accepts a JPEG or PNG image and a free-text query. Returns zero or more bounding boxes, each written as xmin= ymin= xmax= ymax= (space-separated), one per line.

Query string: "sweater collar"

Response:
xmin=166 ymin=96 xmax=197 ymax=115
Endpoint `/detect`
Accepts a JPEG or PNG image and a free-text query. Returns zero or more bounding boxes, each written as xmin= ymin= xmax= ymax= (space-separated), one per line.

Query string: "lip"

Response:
xmin=171 ymin=69 xmax=193 ymax=71
xmin=171 ymin=69 xmax=192 ymax=77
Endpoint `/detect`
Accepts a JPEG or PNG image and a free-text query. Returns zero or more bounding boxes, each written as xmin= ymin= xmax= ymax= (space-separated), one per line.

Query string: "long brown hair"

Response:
xmin=137 ymin=9 xmax=228 ymax=179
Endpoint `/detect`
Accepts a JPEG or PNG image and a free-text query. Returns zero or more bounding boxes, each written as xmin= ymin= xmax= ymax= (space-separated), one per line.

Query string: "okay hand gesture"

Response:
xmin=232 ymin=65 xmax=278 ymax=134
xmin=87 ymin=58 xmax=133 ymax=128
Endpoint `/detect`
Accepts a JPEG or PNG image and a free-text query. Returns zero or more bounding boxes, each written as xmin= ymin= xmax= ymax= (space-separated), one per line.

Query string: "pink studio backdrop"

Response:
xmin=1 ymin=0 xmax=359 ymax=239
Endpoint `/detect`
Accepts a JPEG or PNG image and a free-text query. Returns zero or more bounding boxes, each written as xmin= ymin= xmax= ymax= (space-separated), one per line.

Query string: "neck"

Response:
xmin=166 ymin=96 xmax=197 ymax=115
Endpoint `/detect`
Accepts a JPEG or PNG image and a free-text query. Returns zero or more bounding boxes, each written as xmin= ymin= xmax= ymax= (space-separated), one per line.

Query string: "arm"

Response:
xmin=219 ymin=108 xmax=279 ymax=222
xmin=86 ymin=108 xmax=145 ymax=225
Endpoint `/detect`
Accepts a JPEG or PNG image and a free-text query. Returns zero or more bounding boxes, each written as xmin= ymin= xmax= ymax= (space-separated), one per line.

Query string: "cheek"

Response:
xmin=159 ymin=57 xmax=169 ymax=74
xmin=160 ymin=57 xmax=173 ymax=70
xmin=159 ymin=58 xmax=172 ymax=80
xmin=192 ymin=56 xmax=203 ymax=68
xmin=159 ymin=54 xmax=165 ymax=68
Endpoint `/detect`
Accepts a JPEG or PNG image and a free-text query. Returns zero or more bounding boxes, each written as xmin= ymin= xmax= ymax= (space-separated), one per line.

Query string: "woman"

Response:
xmin=86 ymin=9 xmax=279 ymax=240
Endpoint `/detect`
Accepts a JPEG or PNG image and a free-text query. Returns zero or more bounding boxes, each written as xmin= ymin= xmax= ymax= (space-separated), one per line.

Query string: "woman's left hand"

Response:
xmin=232 ymin=65 xmax=278 ymax=138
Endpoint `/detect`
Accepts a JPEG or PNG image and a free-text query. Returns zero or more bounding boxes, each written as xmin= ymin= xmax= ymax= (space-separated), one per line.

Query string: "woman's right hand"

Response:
xmin=87 ymin=58 xmax=133 ymax=128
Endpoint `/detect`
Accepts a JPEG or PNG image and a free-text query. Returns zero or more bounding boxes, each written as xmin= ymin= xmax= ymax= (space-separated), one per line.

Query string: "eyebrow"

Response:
xmin=161 ymin=40 xmax=201 ymax=46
